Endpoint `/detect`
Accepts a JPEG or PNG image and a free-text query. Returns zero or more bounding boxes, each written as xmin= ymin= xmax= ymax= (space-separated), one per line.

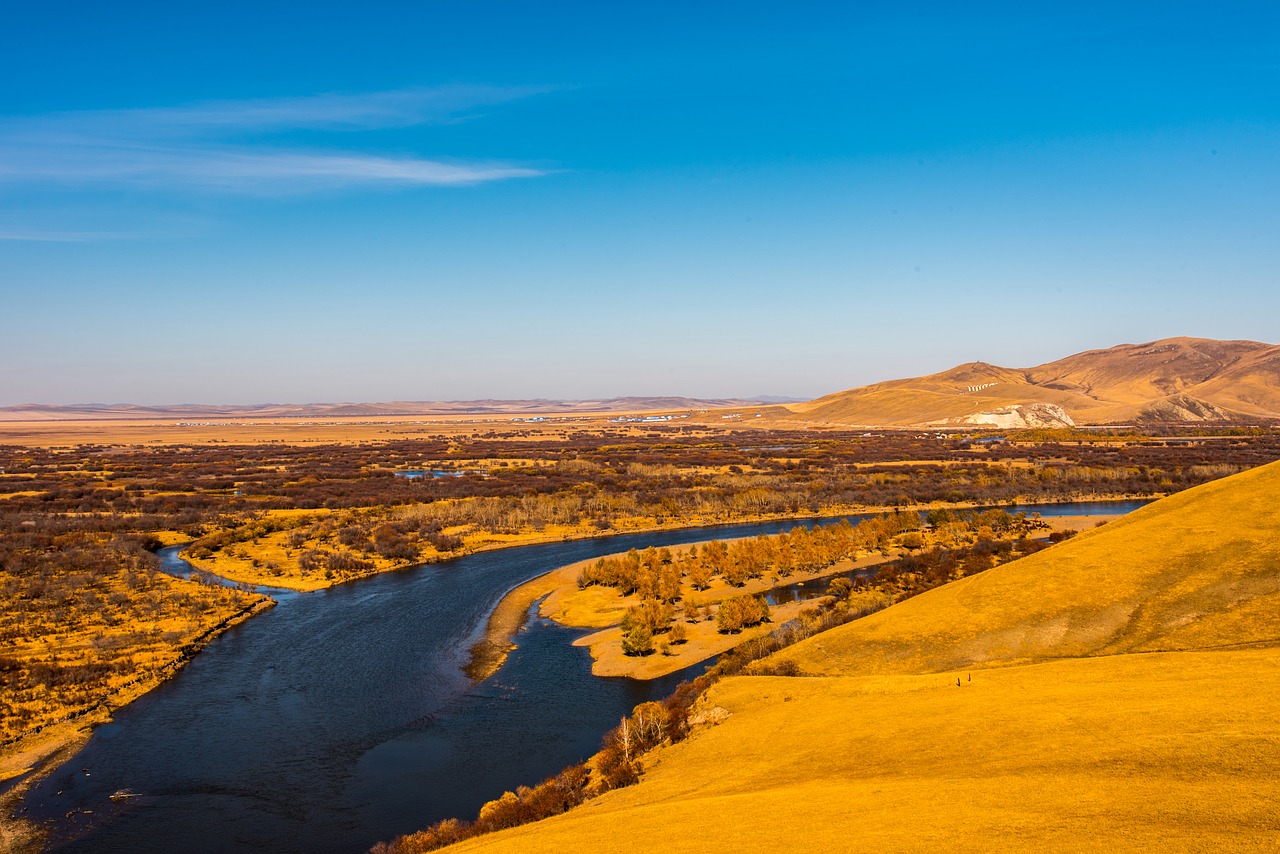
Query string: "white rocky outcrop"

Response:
xmin=948 ymin=403 xmax=1076 ymax=429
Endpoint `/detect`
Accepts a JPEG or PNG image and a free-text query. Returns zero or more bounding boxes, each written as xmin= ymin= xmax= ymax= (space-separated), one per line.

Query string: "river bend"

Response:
xmin=25 ymin=501 xmax=1146 ymax=852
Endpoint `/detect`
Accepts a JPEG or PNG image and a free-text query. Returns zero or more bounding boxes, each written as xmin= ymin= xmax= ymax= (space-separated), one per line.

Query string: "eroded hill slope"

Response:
xmin=791 ymin=336 xmax=1280 ymax=426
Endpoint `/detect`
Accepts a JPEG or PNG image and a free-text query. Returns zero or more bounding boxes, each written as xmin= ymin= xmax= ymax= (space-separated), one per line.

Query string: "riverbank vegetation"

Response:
xmin=78 ymin=426 xmax=1280 ymax=589
xmin=0 ymin=518 xmax=266 ymax=781
xmin=538 ymin=508 xmax=1057 ymax=678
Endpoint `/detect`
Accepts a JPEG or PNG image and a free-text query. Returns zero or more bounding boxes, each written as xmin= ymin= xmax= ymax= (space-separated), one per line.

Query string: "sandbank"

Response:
xmin=469 ymin=540 xmax=895 ymax=682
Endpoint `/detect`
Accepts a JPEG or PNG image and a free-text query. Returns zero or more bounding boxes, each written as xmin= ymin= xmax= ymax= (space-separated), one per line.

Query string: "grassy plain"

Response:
xmin=0 ymin=412 xmax=748 ymax=448
xmin=451 ymin=650 xmax=1280 ymax=854
xmin=448 ymin=460 xmax=1280 ymax=853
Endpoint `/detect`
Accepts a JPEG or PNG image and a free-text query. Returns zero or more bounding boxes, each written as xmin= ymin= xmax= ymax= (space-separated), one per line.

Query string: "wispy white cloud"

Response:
xmin=0 ymin=86 xmax=552 ymax=194
xmin=1 ymin=146 xmax=546 ymax=191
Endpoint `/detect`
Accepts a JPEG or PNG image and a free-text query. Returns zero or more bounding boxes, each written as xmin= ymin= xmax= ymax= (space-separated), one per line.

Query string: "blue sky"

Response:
xmin=2 ymin=2 xmax=1278 ymax=404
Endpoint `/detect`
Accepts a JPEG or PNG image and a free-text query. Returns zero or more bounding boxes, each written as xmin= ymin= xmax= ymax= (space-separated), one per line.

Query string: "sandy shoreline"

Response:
xmin=463 ymin=562 xmax=586 ymax=681
xmin=467 ymin=541 xmax=886 ymax=683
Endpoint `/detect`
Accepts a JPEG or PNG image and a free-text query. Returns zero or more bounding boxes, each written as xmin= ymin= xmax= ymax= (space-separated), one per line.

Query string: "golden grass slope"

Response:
xmin=452 ymin=651 xmax=1280 ymax=854
xmin=453 ymin=461 xmax=1280 ymax=853
xmin=775 ymin=457 xmax=1280 ymax=676
xmin=791 ymin=336 xmax=1280 ymax=425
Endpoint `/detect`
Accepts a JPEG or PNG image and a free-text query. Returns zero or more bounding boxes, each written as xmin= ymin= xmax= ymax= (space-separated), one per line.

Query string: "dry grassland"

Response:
xmin=0 ymin=413 xmax=747 ymax=448
xmin=452 ymin=649 xmax=1280 ymax=854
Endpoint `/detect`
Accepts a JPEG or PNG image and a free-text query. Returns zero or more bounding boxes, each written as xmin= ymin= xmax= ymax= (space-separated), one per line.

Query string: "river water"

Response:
xmin=23 ymin=501 xmax=1146 ymax=853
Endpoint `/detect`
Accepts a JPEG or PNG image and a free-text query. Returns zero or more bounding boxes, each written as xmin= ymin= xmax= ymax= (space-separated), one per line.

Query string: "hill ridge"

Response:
xmin=791 ymin=335 xmax=1280 ymax=426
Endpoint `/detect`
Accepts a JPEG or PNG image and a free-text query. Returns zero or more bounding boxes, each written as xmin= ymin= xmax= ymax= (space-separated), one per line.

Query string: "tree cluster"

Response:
xmin=715 ymin=594 xmax=771 ymax=633
xmin=620 ymin=599 xmax=676 ymax=656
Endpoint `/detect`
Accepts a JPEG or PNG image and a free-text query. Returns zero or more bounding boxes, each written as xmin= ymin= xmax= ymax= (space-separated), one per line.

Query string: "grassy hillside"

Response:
xmin=773 ymin=457 xmax=1280 ymax=676
xmin=790 ymin=362 xmax=1094 ymax=426
xmin=451 ymin=651 xmax=1279 ymax=853
xmin=450 ymin=460 xmax=1280 ymax=852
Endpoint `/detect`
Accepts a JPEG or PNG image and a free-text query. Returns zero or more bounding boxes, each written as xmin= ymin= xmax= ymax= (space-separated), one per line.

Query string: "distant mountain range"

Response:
xmin=6 ymin=338 xmax=1276 ymax=427
xmin=788 ymin=337 xmax=1280 ymax=427
xmin=0 ymin=397 xmax=784 ymax=421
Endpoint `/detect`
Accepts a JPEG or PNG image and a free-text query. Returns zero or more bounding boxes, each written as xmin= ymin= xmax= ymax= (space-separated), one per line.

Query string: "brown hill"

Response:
xmin=790 ymin=336 xmax=1280 ymax=426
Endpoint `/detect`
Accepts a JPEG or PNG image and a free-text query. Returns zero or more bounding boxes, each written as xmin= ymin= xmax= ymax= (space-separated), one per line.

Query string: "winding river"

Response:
xmin=23 ymin=501 xmax=1147 ymax=853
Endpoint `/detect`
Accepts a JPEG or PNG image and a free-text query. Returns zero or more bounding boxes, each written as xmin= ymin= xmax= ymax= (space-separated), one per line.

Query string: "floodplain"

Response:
xmin=3 ymin=414 xmax=1279 ymax=852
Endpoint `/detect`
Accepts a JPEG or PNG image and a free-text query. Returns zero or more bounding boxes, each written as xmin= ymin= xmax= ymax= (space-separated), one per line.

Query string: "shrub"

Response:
xmin=667 ymin=622 xmax=688 ymax=644
xmin=622 ymin=624 xmax=654 ymax=656
xmin=827 ymin=576 xmax=853 ymax=599
xmin=717 ymin=594 xmax=770 ymax=633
